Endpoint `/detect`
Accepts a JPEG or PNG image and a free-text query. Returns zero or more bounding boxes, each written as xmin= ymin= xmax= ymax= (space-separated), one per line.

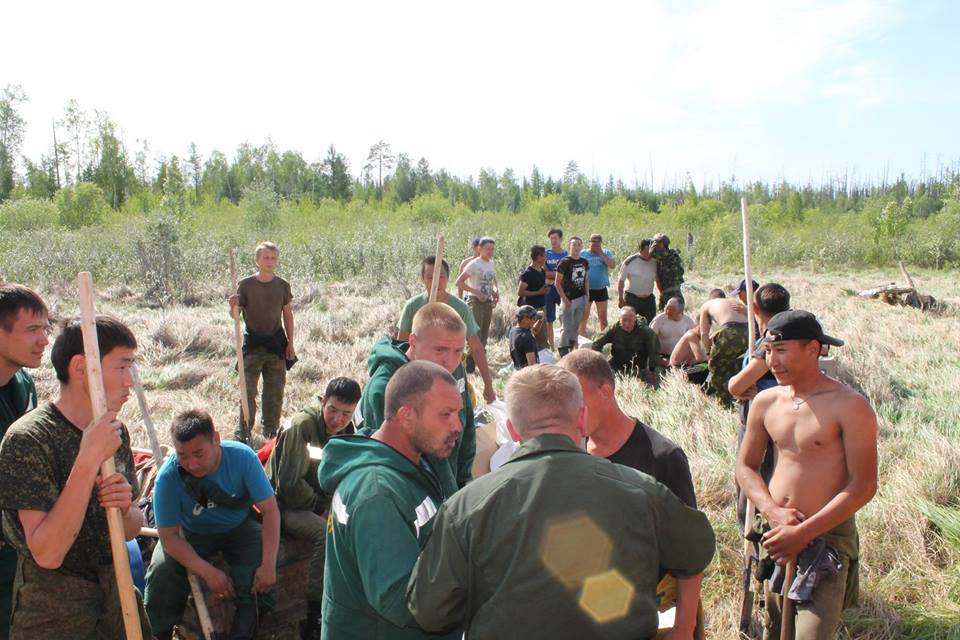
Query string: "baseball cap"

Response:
xmin=516 ymin=305 xmax=539 ymax=321
xmin=763 ymin=310 xmax=844 ymax=347
xmin=733 ymin=279 xmax=760 ymax=295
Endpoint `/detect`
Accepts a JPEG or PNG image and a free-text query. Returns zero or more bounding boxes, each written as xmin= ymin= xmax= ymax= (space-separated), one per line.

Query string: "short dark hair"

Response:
xmin=756 ymin=283 xmax=791 ymax=316
xmin=547 ymin=228 xmax=563 ymax=239
xmin=479 ymin=237 xmax=495 ymax=248
xmin=420 ymin=255 xmax=450 ymax=277
xmin=51 ymin=315 xmax=138 ymax=383
xmin=639 ymin=239 xmax=652 ymax=251
xmin=708 ymin=288 xmax=726 ymax=299
xmin=170 ymin=409 xmax=215 ymax=442
xmin=384 ymin=361 xmax=456 ymax=420
xmin=324 ymin=377 xmax=362 ymax=405
xmin=530 ymin=245 xmax=546 ymax=261
xmin=558 ymin=349 xmax=616 ymax=390
xmin=0 ymin=284 xmax=48 ymax=332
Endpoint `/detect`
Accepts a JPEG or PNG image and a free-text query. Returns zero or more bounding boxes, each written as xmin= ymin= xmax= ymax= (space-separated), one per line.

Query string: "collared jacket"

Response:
xmin=265 ymin=399 xmax=353 ymax=512
xmin=0 ymin=369 xmax=36 ymax=436
xmin=592 ymin=320 xmax=661 ymax=372
xmin=357 ymin=336 xmax=475 ymax=496
xmin=408 ymin=434 xmax=715 ymax=640
xmin=318 ymin=435 xmax=459 ymax=640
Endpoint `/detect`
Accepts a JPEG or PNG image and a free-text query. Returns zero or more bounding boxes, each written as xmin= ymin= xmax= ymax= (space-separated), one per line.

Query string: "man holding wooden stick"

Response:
xmin=737 ymin=311 xmax=877 ymax=639
xmin=228 ymin=241 xmax=295 ymax=441
xmin=0 ymin=315 xmax=151 ymax=638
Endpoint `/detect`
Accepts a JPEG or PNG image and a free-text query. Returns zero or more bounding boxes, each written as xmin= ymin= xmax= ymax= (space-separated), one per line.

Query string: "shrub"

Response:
xmin=0 ymin=196 xmax=58 ymax=231
xmin=56 ymin=182 xmax=110 ymax=229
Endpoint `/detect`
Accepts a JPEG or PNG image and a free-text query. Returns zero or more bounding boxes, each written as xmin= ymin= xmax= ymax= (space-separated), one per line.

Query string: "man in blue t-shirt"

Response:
xmin=580 ymin=233 xmax=616 ymax=336
xmin=145 ymin=410 xmax=280 ymax=640
xmin=543 ymin=228 xmax=569 ymax=351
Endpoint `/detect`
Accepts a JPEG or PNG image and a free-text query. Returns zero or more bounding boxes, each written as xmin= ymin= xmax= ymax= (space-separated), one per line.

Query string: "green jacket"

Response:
xmin=0 ymin=369 xmax=37 ymax=437
xmin=592 ymin=320 xmax=661 ymax=372
xmin=408 ymin=434 xmax=715 ymax=640
xmin=318 ymin=435 xmax=460 ymax=640
xmin=265 ymin=399 xmax=353 ymax=512
xmin=357 ymin=336 xmax=475 ymax=496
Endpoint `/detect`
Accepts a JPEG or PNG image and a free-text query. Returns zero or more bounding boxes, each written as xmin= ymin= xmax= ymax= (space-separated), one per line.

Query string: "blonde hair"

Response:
xmin=255 ymin=241 xmax=279 ymax=258
xmin=505 ymin=365 xmax=583 ymax=438
xmin=411 ymin=302 xmax=466 ymax=338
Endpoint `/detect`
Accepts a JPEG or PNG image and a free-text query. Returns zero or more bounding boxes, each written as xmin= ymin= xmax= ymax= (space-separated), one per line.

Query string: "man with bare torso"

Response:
xmin=737 ymin=310 xmax=877 ymax=640
xmin=699 ymin=280 xmax=755 ymax=404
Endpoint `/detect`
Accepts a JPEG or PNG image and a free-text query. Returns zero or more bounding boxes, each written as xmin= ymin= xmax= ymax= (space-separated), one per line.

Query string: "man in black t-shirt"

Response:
xmin=509 ymin=306 xmax=540 ymax=369
xmin=517 ymin=246 xmax=549 ymax=309
xmin=558 ymin=349 xmax=703 ymax=639
xmin=553 ymin=237 xmax=590 ymax=356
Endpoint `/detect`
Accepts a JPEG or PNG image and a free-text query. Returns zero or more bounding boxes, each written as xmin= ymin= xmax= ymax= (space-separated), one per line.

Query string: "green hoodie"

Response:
xmin=0 ymin=369 xmax=37 ymax=436
xmin=357 ymin=336 xmax=475 ymax=497
xmin=318 ymin=435 xmax=460 ymax=640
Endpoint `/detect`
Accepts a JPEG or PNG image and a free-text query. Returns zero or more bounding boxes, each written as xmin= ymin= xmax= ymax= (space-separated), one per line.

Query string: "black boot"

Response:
xmin=228 ymin=602 xmax=259 ymax=640
xmin=301 ymin=599 xmax=322 ymax=640
xmin=558 ymin=345 xmax=571 ymax=357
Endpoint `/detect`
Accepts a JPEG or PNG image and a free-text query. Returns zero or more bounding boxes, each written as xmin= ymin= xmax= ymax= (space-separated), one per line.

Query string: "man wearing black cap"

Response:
xmin=736 ymin=310 xmax=877 ymax=640
xmin=698 ymin=279 xmax=756 ymax=405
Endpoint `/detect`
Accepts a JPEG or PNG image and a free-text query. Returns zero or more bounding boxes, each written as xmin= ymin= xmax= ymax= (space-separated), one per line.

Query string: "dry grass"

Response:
xmin=25 ymin=267 xmax=960 ymax=638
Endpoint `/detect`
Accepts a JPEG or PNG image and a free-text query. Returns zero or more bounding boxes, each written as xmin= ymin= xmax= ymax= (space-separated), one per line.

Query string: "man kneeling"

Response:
xmin=145 ymin=410 xmax=280 ymax=640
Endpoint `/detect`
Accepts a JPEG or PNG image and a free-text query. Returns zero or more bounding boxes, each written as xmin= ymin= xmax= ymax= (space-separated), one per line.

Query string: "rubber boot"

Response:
xmin=558 ymin=345 xmax=571 ymax=357
xmin=228 ymin=602 xmax=259 ymax=640
xmin=301 ymin=599 xmax=322 ymax=640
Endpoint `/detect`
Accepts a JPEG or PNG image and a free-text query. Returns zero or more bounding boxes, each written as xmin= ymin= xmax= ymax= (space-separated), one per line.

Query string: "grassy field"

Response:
xmin=21 ymin=264 xmax=960 ymax=639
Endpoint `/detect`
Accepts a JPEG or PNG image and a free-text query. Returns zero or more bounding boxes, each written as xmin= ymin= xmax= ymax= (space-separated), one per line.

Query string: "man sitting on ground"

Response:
xmin=0 ymin=315 xmax=150 ymax=637
xmin=509 ymin=306 xmax=540 ymax=370
xmin=699 ymin=280 xmax=756 ymax=404
xmin=737 ymin=310 xmax=877 ymax=639
xmin=320 ymin=361 xmax=463 ymax=640
xmin=264 ymin=377 xmax=361 ymax=639
xmin=669 ymin=289 xmax=726 ymax=369
xmin=360 ymin=303 xmax=475 ymax=497
xmin=651 ymin=296 xmax=696 ymax=368
xmin=408 ymin=364 xmax=715 ymax=639
xmin=591 ymin=306 xmax=660 ymax=382
xmin=559 ymin=350 xmax=704 ymax=639
xmin=396 ymin=256 xmax=496 ymax=403
xmin=145 ymin=410 xmax=280 ymax=640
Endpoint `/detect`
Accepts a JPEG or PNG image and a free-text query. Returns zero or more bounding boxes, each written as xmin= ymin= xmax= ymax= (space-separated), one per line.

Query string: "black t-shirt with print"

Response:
xmin=555 ymin=256 xmax=589 ymax=300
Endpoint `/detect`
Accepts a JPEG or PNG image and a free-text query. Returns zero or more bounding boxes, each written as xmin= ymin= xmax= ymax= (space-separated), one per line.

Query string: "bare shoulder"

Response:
xmin=753 ymin=385 xmax=785 ymax=412
xmin=833 ymin=381 xmax=877 ymax=425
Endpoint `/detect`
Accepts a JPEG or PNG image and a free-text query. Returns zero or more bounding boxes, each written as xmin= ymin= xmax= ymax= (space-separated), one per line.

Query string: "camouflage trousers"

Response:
xmin=708 ymin=322 xmax=748 ymax=406
xmin=241 ymin=346 xmax=286 ymax=439
xmin=10 ymin=557 xmax=152 ymax=640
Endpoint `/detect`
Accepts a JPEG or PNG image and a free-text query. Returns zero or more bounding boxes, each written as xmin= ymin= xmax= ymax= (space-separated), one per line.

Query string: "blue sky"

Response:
xmin=3 ymin=0 xmax=958 ymax=187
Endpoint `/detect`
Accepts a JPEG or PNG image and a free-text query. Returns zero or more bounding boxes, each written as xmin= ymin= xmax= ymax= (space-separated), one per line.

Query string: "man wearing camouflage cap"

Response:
xmin=651 ymin=233 xmax=685 ymax=312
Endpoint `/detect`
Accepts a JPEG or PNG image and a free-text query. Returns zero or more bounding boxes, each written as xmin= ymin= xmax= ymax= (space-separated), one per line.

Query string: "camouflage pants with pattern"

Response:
xmin=708 ymin=322 xmax=748 ymax=406
xmin=10 ymin=557 xmax=152 ymax=640
xmin=241 ymin=346 xmax=286 ymax=439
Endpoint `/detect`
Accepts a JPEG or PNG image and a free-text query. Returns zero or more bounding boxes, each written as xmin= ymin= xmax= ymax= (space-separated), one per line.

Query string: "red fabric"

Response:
xmin=256 ymin=437 xmax=277 ymax=466
xmin=133 ymin=451 xmax=154 ymax=467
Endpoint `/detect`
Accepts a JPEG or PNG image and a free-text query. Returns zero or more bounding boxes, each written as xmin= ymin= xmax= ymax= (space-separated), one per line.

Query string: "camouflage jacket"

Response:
xmin=592 ymin=321 xmax=661 ymax=371
xmin=655 ymin=249 xmax=685 ymax=293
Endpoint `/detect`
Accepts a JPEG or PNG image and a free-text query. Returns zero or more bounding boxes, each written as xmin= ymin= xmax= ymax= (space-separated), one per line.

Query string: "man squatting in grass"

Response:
xmin=264 ymin=376 xmax=361 ymax=639
xmin=618 ymin=238 xmax=659 ymax=326
xmin=320 ymin=361 xmax=463 ymax=640
xmin=396 ymin=256 xmax=497 ymax=404
xmin=229 ymin=241 xmax=295 ymax=441
xmin=455 ymin=237 xmax=499 ymax=370
xmin=553 ymin=235 xmax=590 ymax=356
xmin=737 ymin=310 xmax=877 ymax=640
xmin=559 ymin=350 xmax=704 ymax=639
xmin=145 ymin=409 xmax=280 ymax=640
xmin=728 ymin=283 xmax=791 ymax=528
xmin=0 ymin=284 xmax=49 ymax=639
xmin=408 ymin=364 xmax=715 ymax=639
xmin=590 ymin=305 xmax=661 ymax=384
xmin=650 ymin=297 xmax=697 ymax=368
xmin=359 ymin=302 xmax=475 ymax=497
xmin=579 ymin=233 xmax=617 ymax=335
xmin=509 ymin=305 xmax=540 ymax=370
xmin=699 ymin=279 xmax=757 ymax=405
xmin=543 ymin=227 xmax=570 ymax=351
xmin=0 ymin=315 xmax=151 ymax=638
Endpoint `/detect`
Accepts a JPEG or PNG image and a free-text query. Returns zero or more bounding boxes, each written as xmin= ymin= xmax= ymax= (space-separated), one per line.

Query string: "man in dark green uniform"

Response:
xmin=0 ymin=315 xmax=150 ymax=639
xmin=0 ymin=284 xmax=49 ymax=638
xmin=651 ymin=233 xmax=685 ymax=311
xmin=264 ymin=376 xmax=361 ymax=639
xmin=591 ymin=306 xmax=661 ymax=382
xmin=408 ymin=364 xmax=715 ymax=639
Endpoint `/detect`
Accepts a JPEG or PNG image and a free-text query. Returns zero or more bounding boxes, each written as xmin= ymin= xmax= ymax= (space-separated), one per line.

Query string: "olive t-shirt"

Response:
xmin=0 ymin=402 xmax=138 ymax=581
xmin=397 ymin=293 xmax=480 ymax=338
xmin=237 ymin=275 xmax=293 ymax=336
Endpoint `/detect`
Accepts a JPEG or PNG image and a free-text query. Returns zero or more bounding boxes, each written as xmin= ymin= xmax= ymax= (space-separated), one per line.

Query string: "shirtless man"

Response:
xmin=737 ymin=310 xmax=877 ymax=640
xmin=699 ymin=280 xmax=755 ymax=404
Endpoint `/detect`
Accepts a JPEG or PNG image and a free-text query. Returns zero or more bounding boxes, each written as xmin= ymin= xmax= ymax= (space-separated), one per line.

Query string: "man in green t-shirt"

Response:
xmin=228 ymin=241 xmax=295 ymax=441
xmin=0 ymin=284 xmax=50 ymax=639
xmin=396 ymin=256 xmax=496 ymax=404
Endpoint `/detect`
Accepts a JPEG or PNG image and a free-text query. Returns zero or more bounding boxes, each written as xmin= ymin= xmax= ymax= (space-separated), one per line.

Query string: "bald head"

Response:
xmin=619 ymin=306 xmax=638 ymax=331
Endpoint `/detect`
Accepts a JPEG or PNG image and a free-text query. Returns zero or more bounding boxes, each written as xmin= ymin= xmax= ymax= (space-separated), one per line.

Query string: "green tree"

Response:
xmin=319 ymin=145 xmax=352 ymax=201
xmin=56 ymin=182 xmax=109 ymax=228
xmin=59 ymin=99 xmax=88 ymax=185
xmin=478 ymin=169 xmax=502 ymax=211
xmin=187 ymin=142 xmax=203 ymax=201
xmin=500 ymin=168 xmax=521 ymax=213
xmin=363 ymin=140 xmax=394 ymax=201
xmin=415 ymin=157 xmax=434 ymax=196
xmin=202 ymin=150 xmax=231 ymax=203
xmin=90 ymin=116 xmax=131 ymax=208
xmin=161 ymin=155 xmax=187 ymax=218
xmin=0 ymin=84 xmax=29 ymax=202
xmin=390 ymin=154 xmax=416 ymax=204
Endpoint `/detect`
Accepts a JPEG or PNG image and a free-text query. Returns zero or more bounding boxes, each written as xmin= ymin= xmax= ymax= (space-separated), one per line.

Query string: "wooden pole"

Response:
xmin=130 ymin=364 xmax=163 ymax=465
xmin=77 ymin=272 xmax=144 ymax=640
xmin=781 ymin=560 xmax=797 ymax=640
xmin=740 ymin=197 xmax=756 ymax=348
xmin=229 ymin=250 xmax=252 ymax=440
xmin=429 ymin=236 xmax=445 ymax=303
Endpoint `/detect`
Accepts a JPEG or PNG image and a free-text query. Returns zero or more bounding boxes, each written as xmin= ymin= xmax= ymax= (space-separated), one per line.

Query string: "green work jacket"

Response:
xmin=592 ymin=320 xmax=661 ymax=372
